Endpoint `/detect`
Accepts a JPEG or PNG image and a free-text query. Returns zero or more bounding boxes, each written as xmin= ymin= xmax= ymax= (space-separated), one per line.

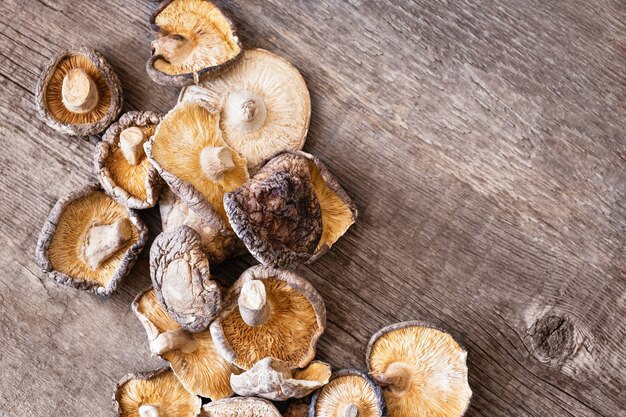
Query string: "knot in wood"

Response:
xmin=527 ymin=314 xmax=575 ymax=365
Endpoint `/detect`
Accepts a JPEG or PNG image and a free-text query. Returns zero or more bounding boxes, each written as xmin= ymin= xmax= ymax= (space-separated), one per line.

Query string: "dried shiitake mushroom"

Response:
xmin=159 ymin=187 xmax=245 ymax=265
xmin=147 ymin=0 xmax=242 ymax=86
xmin=35 ymin=183 xmax=147 ymax=295
xmin=366 ymin=322 xmax=472 ymax=417
xmin=309 ymin=369 xmax=388 ymax=417
xmin=35 ymin=47 xmax=122 ymax=136
xmin=285 ymin=397 xmax=312 ymax=417
xmin=133 ymin=288 xmax=240 ymax=400
xmin=150 ymin=225 xmax=222 ymax=332
xmin=200 ymin=397 xmax=281 ymax=417
xmin=145 ymin=101 xmax=249 ymax=233
xmin=210 ymin=265 xmax=326 ymax=370
xmin=179 ymin=48 xmax=311 ymax=169
xmin=231 ymin=357 xmax=331 ymax=401
xmin=96 ymin=111 xmax=164 ymax=209
xmin=114 ymin=367 xmax=201 ymax=417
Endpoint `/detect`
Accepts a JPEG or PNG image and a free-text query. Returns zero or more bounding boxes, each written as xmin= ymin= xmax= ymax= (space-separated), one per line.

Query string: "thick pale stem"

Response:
xmin=83 ymin=218 xmax=132 ymax=270
xmin=224 ymin=90 xmax=267 ymax=133
xmin=62 ymin=68 xmax=99 ymax=113
xmin=150 ymin=328 xmax=197 ymax=355
xmin=343 ymin=405 xmax=360 ymax=417
xmin=370 ymin=362 xmax=412 ymax=394
xmin=139 ymin=404 xmax=160 ymax=417
xmin=238 ymin=280 xmax=271 ymax=327
xmin=200 ymin=146 xmax=235 ymax=182
xmin=152 ymin=34 xmax=192 ymax=65
xmin=119 ymin=126 xmax=146 ymax=165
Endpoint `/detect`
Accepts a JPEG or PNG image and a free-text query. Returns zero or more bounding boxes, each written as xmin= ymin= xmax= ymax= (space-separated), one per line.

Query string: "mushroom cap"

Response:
xmin=96 ymin=111 xmax=164 ymax=209
xmin=150 ymin=225 xmax=222 ymax=332
xmin=35 ymin=183 xmax=148 ymax=296
xmin=35 ymin=47 xmax=123 ymax=136
xmin=224 ymin=152 xmax=322 ymax=268
xmin=179 ymin=48 xmax=311 ymax=168
xmin=146 ymin=101 xmax=249 ymax=234
xmin=159 ymin=187 xmax=246 ymax=265
xmin=132 ymin=288 xmax=240 ymax=400
xmin=309 ymin=369 xmax=388 ymax=417
xmin=114 ymin=366 xmax=201 ymax=417
xmin=366 ymin=321 xmax=472 ymax=417
xmin=200 ymin=397 xmax=281 ymax=417
xmin=147 ymin=0 xmax=242 ymax=86
xmin=230 ymin=357 xmax=331 ymax=401
xmin=210 ymin=265 xmax=326 ymax=369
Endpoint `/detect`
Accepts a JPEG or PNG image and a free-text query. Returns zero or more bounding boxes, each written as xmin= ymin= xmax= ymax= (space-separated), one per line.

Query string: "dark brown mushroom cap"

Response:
xmin=147 ymin=0 xmax=243 ymax=86
xmin=150 ymin=225 xmax=222 ymax=332
xmin=114 ymin=366 xmax=202 ymax=417
xmin=35 ymin=47 xmax=122 ymax=136
xmin=95 ymin=111 xmax=164 ymax=209
xmin=201 ymin=397 xmax=281 ymax=417
xmin=309 ymin=369 xmax=388 ymax=417
xmin=210 ymin=265 xmax=326 ymax=370
xmin=224 ymin=152 xmax=322 ymax=268
xmin=35 ymin=183 xmax=148 ymax=296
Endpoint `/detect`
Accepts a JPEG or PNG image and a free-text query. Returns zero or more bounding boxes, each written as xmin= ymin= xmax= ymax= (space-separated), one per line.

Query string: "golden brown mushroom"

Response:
xmin=366 ymin=322 xmax=472 ymax=417
xmin=35 ymin=183 xmax=147 ymax=295
xmin=147 ymin=0 xmax=242 ymax=86
xmin=200 ymin=397 xmax=281 ymax=417
xmin=35 ymin=47 xmax=122 ymax=136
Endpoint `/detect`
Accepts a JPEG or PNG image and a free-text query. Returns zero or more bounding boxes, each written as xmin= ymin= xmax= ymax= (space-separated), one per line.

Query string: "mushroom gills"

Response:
xmin=83 ymin=218 xmax=132 ymax=270
xmin=153 ymin=34 xmax=193 ymax=65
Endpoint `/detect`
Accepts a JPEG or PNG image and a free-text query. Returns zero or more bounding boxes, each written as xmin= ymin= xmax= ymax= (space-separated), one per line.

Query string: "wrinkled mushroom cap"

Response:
xmin=96 ymin=111 xmax=164 ymax=209
xmin=35 ymin=47 xmax=122 ymax=136
xmin=150 ymin=225 xmax=222 ymax=332
xmin=231 ymin=357 xmax=331 ymax=401
xmin=132 ymin=288 xmax=240 ymax=400
xmin=147 ymin=0 xmax=242 ymax=86
xmin=179 ymin=48 xmax=311 ymax=168
xmin=224 ymin=152 xmax=322 ymax=267
xmin=201 ymin=397 xmax=281 ymax=417
xmin=114 ymin=367 xmax=201 ymax=417
xmin=35 ymin=183 xmax=147 ymax=296
xmin=159 ymin=187 xmax=245 ymax=265
xmin=146 ymin=101 xmax=249 ymax=233
xmin=210 ymin=265 xmax=326 ymax=369
xmin=309 ymin=370 xmax=388 ymax=417
xmin=366 ymin=322 xmax=472 ymax=417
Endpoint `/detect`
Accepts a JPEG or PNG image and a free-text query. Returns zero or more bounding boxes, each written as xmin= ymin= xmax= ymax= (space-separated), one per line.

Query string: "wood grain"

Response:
xmin=1 ymin=0 xmax=625 ymax=416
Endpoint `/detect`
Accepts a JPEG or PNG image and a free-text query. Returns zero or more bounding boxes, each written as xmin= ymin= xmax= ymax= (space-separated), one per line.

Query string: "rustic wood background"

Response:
xmin=1 ymin=0 xmax=625 ymax=416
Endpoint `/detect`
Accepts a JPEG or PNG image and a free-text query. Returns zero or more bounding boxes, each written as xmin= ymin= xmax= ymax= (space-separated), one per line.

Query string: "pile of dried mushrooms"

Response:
xmin=34 ymin=1 xmax=472 ymax=416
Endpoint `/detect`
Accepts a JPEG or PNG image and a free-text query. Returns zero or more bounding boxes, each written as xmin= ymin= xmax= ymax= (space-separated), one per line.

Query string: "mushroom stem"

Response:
xmin=343 ymin=405 xmax=360 ymax=417
xmin=370 ymin=361 xmax=412 ymax=394
xmin=200 ymin=146 xmax=236 ymax=182
xmin=150 ymin=328 xmax=197 ymax=355
xmin=61 ymin=68 xmax=99 ymax=113
xmin=238 ymin=280 xmax=271 ymax=327
xmin=224 ymin=90 xmax=267 ymax=133
xmin=119 ymin=126 xmax=146 ymax=165
xmin=241 ymin=99 xmax=258 ymax=122
xmin=139 ymin=404 xmax=160 ymax=417
xmin=152 ymin=34 xmax=193 ymax=65
xmin=83 ymin=218 xmax=132 ymax=270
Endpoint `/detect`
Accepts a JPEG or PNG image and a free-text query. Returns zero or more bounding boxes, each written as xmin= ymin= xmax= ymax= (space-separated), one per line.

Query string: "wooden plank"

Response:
xmin=0 ymin=0 xmax=625 ymax=416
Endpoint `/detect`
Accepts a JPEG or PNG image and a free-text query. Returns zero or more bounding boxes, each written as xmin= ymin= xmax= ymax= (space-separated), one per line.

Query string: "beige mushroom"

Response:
xmin=200 ymin=397 xmax=281 ymax=417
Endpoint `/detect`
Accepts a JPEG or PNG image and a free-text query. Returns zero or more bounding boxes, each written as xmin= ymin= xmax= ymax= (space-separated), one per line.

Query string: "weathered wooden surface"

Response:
xmin=0 ymin=0 xmax=625 ymax=415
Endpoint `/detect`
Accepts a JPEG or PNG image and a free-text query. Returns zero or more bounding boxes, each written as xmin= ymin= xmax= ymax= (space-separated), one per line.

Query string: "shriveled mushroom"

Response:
xmin=145 ymin=101 xmax=249 ymax=234
xmin=159 ymin=187 xmax=245 ymax=264
xmin=179 ymin=48 xmax=310 ymax=169
xmin=224 ymin=152 xmax=322 ymax=267
xmin=114 ymin=367 xmax=201 ymax=417
xmin=310 ymin=370 xmax=388 ymax=417
xmin=35 ymin=47 xmax=122 ymax=136
xmin=35 ymin=183 xmax=147 ymax=295
xmin=366 ymin=322 xmax=472 ymax=417
xmin=147 ymin=0 xmax=242 ymax=86
xmin=231 ymin=357 xmax=331 ymax=401
xmin=96 ymin=111 xmax=164 ymax=209
xmin=210 ymin=265 xmax=326 ymax=369
xmin=133 ymin=288 xmax=240 ymax=400
xmin=200 ymin=397 xmax=281 ymax=417
xmin=150 ymin=225 xmax=222 ymax=332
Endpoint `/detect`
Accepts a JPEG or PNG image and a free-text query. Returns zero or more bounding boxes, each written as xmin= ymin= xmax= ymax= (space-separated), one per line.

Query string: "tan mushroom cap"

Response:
xmin=179 ymin=48 xmax=311 ymax=168
xmin=132 ymin=288 xmax=240 ymax=400
xmin=146 ymin=101 xmax=249 ymax=231
xmin=114 ymin=367 xmax=201 ymax=417
xmin=210 ymin=265 xmax=326 ymax=370
xmin=366 ymin=322 xmax=472 ymax=417
xmin=201 ymin=397 xmax=281 ymax=417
